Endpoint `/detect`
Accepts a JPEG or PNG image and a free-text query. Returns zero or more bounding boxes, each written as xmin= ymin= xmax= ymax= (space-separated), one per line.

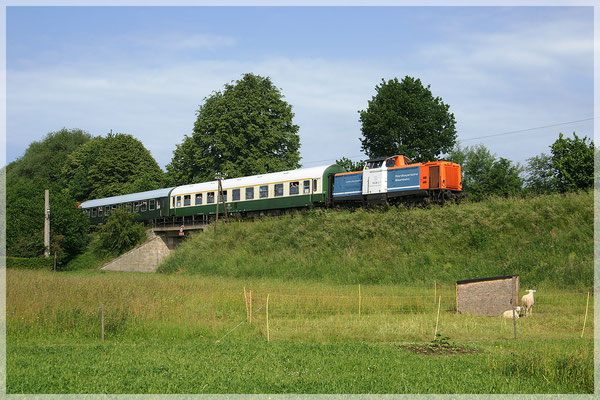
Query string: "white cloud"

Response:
xmin=6 ymin=15 xmax=593 ymax=170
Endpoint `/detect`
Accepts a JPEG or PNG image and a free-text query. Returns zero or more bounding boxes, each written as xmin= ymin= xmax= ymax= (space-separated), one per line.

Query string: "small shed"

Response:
xmin=456 ymin=275 xmax=519 ymax=316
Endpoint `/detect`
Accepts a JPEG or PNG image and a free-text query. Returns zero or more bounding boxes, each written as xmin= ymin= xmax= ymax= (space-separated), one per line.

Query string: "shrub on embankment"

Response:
xmin=158 ymin=191 xmax=593 ymax=288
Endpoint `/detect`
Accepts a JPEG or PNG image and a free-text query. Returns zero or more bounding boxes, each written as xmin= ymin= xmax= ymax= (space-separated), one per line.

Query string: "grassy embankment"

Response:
xmin=160 ymin=191 xmax=593 ymax=289
xmin=7 ymin=191 xmax=594 ymax=393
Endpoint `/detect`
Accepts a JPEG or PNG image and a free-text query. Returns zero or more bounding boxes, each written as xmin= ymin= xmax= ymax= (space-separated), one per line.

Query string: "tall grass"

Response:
xmin=8 ymin=269 xmax=593 ymax=344
xmin=159 ymin=191 xmax=593 ymax=289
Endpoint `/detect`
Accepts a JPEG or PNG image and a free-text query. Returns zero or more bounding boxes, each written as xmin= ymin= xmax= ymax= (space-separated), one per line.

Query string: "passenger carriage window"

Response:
xmin=195 ymin=194 xmax=202 ymax=205
xmin=259 ymin=185 xmax=268 ymax=199
xmin=246 ymin=187 xmax=254 ymax=200
xmin=98 ymin=207 xmax=103 ymax=217
xmin=92 ymin=208 xmax=97 ymax=217
xmin=313 ymin=179 xmax=318 ymax=192
xmin=290 ymin=181 xmax=299 ymax=195
xmin=274 ymin=183 xmax=283 ymax=197
xmin=141 ymin=201 xmax=147 ymax=212
xmin=134 ymin=202 xmax=139 ymax=212
xmin=218 ymin=191 xmax=227 ymax=203
xmin=207 ymin=192 xmax=215 ymax=204
xmin=232 ymin=189 xmax=240 ymax=201
xmin=184 ymin=195 xmax=191 ymax=206
xmin=176 ymin=196 xmax=181 ymax=207
xmin=156 ymin=199 xmax=161 ymax=209
xmin=303 ymin=180 xmax=310 ymax=194
xmin=105 ymin=206 xmax=110 ymax=217
xmin=149 ymin=199 xmax=155 ymax=210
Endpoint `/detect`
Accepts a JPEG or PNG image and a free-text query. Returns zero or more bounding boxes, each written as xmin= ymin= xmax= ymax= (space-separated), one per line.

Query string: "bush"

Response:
xmin=6 ymin=257 xmax=53 ymax=270
xmin=98 ymin=209 xmax=147 ymax=254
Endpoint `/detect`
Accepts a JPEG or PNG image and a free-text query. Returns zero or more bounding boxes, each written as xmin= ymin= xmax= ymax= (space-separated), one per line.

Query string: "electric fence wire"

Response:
xmin=215 ymin=301 xmax=268 ymax=344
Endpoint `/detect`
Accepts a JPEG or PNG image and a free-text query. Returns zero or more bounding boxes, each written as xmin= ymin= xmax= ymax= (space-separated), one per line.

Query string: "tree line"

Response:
xmin=5 ymin=72 xmax=595 ymax=265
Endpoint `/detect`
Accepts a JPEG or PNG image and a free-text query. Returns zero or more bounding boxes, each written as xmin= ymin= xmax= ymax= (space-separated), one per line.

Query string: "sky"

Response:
xmin=5 ymin=6 xmax=595 ymax=171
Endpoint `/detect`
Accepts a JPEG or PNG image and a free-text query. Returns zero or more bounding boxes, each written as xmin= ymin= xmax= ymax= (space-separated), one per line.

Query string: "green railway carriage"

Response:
xmin=80 ymin=187 xmax=174 ymax=225
xmin=169 ymin=164 xmax=345 ymax=218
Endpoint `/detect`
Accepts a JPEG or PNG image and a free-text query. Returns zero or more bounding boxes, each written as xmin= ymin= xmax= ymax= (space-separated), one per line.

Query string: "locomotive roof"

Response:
xmin=171 ymin=165 xmax=339 ymax=196
xmin=80 ymin=187 xmax=175 ymax=208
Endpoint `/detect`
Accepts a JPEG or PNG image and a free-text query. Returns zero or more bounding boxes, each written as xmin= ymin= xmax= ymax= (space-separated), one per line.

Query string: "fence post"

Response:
xmin=358 ymin=284 xmax=361 ymax=318
xmin=266 ymin=294 xmax=270 ymax=342
xmin=101 ymin=303 xmax=104 ymax=342
xmin=581 ymin=292 xmax=590 ymax=338
xmin=434 ymin=296 xmax=441 ymax=340
xmin=244 ymin=287 xmax=249 ymax=324
xmin=511 ymin=276 xmax=517 ymax=341
xmin=249 ymin=291 xmax=252 ymax=326
xmin=434 ymin=280 xmax=437 ymax=311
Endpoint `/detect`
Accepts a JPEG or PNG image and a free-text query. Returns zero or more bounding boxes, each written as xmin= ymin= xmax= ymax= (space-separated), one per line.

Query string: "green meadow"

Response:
xmin=7 ymin=191 xmax=594 ymax=393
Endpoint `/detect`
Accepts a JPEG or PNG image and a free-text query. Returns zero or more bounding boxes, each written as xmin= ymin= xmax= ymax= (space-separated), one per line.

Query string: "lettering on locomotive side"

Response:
xmin=394 ymin=172 xmax=419 ymax=182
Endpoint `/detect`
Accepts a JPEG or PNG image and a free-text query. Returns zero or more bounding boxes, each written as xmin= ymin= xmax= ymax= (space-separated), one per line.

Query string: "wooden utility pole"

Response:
xmin=214 ymin=173 xmax=229 ymax=234
xmin=44 ymin=189 xmax=50 ymax=258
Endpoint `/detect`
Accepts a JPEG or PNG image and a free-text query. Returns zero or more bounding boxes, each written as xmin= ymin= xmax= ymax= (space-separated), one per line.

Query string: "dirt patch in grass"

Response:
xmin=398 ymin=343 xmax=481 ymax=355
xmin=398 ymin=334 xmax=483 ymax=355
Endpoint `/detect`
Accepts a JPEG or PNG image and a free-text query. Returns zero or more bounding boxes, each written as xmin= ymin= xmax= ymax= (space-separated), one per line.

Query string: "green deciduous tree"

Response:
xmin=7 ymin=128 xmax=92 ymax=183
xmin=166 ymin=73 xmax=301 ymax=185
xmin=550 ymin=132 xmax=594 ymax=192
xmin=62 ymin=133 xmax=165 ymax=201
xmin=335 ymin=157 xmax=364 ymax=172
xmin=6 ymin=178 xmax=89 ymax=264
xmin=359 ymin=76 xmax=457 ymax=162
xmin=524 ymin=153 xmax=556 ymax=194
xmin=449 ymin=144 xmax=523 ymax=201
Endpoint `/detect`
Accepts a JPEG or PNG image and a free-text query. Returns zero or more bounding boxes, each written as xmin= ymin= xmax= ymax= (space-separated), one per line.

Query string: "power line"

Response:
xmin=300 ymin=117 xmax=596 ymax=166
xmin=460 ymin=117 xmax=595 ymax=143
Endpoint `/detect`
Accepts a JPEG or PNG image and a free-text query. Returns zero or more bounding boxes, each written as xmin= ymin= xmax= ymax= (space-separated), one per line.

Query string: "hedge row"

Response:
xmin=6 ymin=257 xmax=53 ymax=270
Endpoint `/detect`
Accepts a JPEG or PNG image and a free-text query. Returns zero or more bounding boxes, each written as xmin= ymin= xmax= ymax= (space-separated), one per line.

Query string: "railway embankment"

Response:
xmin=158 ymin=191 xmax=593 ymax=289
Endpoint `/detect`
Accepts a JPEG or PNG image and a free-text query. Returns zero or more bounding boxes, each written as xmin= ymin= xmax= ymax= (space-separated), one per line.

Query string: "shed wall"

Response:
xmin=457 ymin=276 xmax=519 ymax=316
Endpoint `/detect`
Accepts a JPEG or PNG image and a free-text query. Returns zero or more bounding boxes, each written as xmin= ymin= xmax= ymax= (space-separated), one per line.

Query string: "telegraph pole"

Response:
xmin=44 ymin=189 xmax=50 ymax=258
xmin=214 ymin=172 xmax=230 ymax=234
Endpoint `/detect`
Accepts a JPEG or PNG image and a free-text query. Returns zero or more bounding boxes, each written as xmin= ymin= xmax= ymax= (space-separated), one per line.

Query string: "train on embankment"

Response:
xmin=80 ymin=155 xmax=463 ymax=226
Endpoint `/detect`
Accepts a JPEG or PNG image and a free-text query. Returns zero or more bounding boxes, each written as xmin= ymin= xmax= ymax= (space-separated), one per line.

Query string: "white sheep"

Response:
xmin=521 ymin=289 xmax=536 ymax=316
xmin=502 ymin=306 xmax=521 ymax=319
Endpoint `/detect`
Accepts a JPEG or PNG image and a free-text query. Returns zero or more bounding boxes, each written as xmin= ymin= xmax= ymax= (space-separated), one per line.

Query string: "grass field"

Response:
xmin=7 ymin=269 xmax=594 ymax=393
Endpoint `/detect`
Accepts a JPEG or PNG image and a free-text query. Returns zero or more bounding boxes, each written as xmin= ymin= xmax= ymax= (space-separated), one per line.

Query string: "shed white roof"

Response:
xmin=80 ymin=187 xmax=175 ymax=208
xmin=171 ymin=165 xmax=335 ymax=197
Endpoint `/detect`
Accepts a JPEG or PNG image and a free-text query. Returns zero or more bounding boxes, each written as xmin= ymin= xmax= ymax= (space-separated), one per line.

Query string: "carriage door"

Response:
xmin=429 ymin=166 xmax=440 ymax=189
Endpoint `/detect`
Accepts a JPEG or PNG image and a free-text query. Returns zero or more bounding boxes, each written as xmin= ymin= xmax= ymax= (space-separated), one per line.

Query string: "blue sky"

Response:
xmin=6 ymin=6 xmax=594 ymax=170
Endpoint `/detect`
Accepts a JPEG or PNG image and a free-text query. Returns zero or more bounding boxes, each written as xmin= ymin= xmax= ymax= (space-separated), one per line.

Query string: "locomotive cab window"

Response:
xmin=149 ymin=199 xmax=155 ymax=210
xmin=246 ymin=187 xmax=254 ymax=200
xmin=290 ymin=181 xmax=299 ymax=195
xmin=259 ymin=185 xmax=268 ymax=198
xmin=385 ymin=159 xmax=395 ymax=167
xmin=184 ymin=195 xmax=191 ymax=206
xmin=274 ymin=183 xmax=283 ymax=197
xmin=195 ymin=194 xmax=202 ymax=205
xmin=232 ymin=189 xmax=240 ymax=201
xmin=207 ymin=192 xmax=215 ymax=204
xmin=303 ymin=180 xmax=310 ymax=194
